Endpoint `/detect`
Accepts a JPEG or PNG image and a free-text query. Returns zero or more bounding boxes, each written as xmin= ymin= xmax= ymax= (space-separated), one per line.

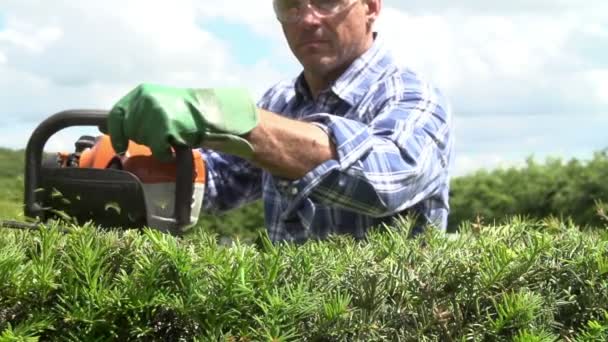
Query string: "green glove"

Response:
xmin=106 ymin=84 xmax=259 ymax=161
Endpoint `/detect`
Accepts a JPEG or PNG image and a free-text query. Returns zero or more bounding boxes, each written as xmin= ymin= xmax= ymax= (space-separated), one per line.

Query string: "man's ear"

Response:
xmin=363 ymin=0 xmax=381 ymax=29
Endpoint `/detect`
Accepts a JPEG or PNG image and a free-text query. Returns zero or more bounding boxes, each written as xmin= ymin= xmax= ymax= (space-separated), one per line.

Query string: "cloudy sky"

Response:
xmin=0 ymin=1 xmax=606 ymax=176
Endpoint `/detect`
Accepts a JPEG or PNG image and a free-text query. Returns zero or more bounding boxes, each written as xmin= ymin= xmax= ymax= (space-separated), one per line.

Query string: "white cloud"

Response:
xmin=452 ymin=114 xmax=608 ymax=175
xmin=3 ymin=1 xmax=604 ymax=121
xmin=195 ymin=2 xmax=280 ymax=39
xmin=387 ymin=0 xmax=607 ymax=15
xmin=1 ymin=1 xmax=229 ymax=86
xmin=0 ymin=25 xmax=62 ymax=53
xmin=0 ymin=0 xmax=282 ymax=124
xmin=0 ymin=0 xmax=286 ymax=157
xmin=376 ymin=5 xmax=607 ymax=116
xmin=454 ymin=153 xmax=524 ymax=176
xmin=0 ymin=0 xmax=605 ymax=175
xmin=586 ymin=69 xmax=608 ymax=103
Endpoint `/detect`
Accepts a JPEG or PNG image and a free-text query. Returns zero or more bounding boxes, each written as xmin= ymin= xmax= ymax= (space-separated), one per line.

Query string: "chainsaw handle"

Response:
xmin=24 ymin=110 xmax=194 ymax=231
xmin=173 ymin=145 xmax=195 ymax=230
xmin=25 ymin=110 xmax=108 ymax=220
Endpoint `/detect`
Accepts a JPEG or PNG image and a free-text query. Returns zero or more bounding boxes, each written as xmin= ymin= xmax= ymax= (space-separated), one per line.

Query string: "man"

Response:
xmin=106 ymin=0 xmax=453 ymax=243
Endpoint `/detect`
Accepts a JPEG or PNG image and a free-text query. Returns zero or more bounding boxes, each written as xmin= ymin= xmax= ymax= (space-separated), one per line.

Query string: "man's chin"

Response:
xmin=300 ymin=57 xmax=339 ymax=75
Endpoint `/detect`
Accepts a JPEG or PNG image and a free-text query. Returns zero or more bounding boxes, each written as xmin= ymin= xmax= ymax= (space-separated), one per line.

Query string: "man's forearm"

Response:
xmin=244 ymin=109 xmax=337 ymax=179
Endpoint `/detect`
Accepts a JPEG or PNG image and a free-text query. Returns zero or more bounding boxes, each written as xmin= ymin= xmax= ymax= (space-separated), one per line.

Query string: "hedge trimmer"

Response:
xmin=0 ymin=110 xmax=207 ymax=235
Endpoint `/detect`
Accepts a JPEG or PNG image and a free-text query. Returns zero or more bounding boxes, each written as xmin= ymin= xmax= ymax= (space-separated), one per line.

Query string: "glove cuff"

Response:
xmin=201 ymin=88 xmax=259 ymax=136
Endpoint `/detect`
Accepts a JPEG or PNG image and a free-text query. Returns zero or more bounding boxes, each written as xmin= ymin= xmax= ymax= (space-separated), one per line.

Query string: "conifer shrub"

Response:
xmin=0 ymin=217 xmax=606 ymax=341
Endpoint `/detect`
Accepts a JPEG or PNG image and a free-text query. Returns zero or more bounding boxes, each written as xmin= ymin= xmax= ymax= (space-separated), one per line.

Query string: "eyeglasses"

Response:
xmin=273 ymin=0 xmax=359 ymax=23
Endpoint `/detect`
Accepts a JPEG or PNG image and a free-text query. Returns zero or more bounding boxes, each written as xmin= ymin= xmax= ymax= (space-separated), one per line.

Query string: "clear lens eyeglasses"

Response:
xmin=273 ymin=0 xmax=359 ymax=23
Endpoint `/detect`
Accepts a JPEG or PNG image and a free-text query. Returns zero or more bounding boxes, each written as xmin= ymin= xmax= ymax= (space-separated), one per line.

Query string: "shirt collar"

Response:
xmin=293 ymin=33 xmax=393 ymax=106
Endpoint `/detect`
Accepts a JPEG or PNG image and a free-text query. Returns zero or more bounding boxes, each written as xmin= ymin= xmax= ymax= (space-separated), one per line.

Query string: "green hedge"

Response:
xmin=1 ymin=148 xmax=607 ymax=238
xmin=0 ymin=217 xmax=607 ymax=341
xmin=449 ymin=150 xmax=608 ymax=232
xmin=199 ymin=150 xmax=608 ymax=238
xmin=194 ymin=149 xmax=608 ymax=240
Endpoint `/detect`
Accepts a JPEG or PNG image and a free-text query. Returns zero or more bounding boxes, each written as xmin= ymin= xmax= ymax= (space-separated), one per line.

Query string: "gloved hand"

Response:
xmin=105 ymin=84 xmax=259 ymax=161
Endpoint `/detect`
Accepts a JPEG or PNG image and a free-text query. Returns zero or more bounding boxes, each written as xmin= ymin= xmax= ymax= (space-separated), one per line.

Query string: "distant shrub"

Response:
xmin=449 ymin=150 xmax=608 ymax=232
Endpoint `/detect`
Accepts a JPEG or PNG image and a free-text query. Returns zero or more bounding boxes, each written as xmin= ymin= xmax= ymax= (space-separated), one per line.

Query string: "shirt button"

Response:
xmin=290 ymin=187 xmax=298 ymax=195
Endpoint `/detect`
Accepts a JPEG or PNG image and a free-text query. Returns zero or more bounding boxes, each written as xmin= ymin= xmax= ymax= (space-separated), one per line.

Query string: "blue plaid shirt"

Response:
xmin=202 ymin=35 xmax=453 ymax=243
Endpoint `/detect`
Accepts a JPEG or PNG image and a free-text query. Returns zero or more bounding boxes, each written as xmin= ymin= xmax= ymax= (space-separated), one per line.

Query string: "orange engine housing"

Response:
xmin=59 ymin=135 xmax=205 ymax=185
xmin=55 ymin=135 xmax=207 ymax=234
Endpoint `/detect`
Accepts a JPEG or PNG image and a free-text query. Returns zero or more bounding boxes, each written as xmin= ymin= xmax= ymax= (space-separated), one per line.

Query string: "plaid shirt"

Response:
xmin=202 ymin=35 xmax=453 ymax=243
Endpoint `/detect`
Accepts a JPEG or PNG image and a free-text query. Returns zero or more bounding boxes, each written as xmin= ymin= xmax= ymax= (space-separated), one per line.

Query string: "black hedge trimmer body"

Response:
xmin=0 ymin=110 xmax=207 ymax=236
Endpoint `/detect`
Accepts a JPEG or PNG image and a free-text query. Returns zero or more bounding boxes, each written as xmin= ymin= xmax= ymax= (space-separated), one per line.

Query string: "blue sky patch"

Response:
xmin=569 ymin=28 xmax=608 ymax=68
xmin=203 ymin=18 xmax=275 ymax=67
xmin=0 ymin=13 xmax=5 ymax=30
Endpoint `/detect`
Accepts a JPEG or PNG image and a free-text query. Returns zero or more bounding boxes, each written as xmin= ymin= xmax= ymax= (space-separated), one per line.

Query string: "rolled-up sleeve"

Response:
xmin=276 ymin=85 xmax=453 ymax=219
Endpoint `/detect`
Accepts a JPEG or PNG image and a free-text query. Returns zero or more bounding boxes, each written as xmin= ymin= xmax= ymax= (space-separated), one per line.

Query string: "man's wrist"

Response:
xmin=309 ymin=121 xmax=337 ymax=161
xmin=309 ymin=121 xmax=330 ymax=135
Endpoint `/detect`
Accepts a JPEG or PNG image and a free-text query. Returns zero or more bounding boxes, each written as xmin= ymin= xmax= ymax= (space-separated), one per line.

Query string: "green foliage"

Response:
xmin=0 ymin=149 xmax=25 ymax=219
xmin=0 ymin=217 xmax=606 ymax=340
xmin=199 ymin=201 xmax=265 ymax=244
xmin=0 ymin=148 xmax=25 ymax=179
xmin=1 ymin=148 xmax=607 ymax=239
xmin=154 ymin=148 xmax=608 ymax=237
xmin=0 ymin=132 xmax=606 ymax=340
xmin=449 ymin=150 xmax=608 ymax=232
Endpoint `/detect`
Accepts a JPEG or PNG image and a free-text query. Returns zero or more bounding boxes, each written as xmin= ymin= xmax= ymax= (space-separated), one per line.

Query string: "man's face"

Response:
xmin=277 ymin=0 xmax=376 ymax=78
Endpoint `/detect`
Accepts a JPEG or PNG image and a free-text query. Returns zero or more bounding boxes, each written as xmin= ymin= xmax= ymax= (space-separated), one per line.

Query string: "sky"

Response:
xmin=0 ymin=1 xmax=606 ymax=176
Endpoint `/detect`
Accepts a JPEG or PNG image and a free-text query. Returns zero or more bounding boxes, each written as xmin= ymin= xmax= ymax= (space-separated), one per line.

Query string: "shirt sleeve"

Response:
xmin=200 ymin=149 xmax=263 ymax=213
xmin=275 ymin=82 xmax=453 ymax=219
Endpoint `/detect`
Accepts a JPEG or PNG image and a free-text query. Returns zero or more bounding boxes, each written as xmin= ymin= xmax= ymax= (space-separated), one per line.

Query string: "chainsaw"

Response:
xmin=0 ymin=110 xmax=206 ymax=235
